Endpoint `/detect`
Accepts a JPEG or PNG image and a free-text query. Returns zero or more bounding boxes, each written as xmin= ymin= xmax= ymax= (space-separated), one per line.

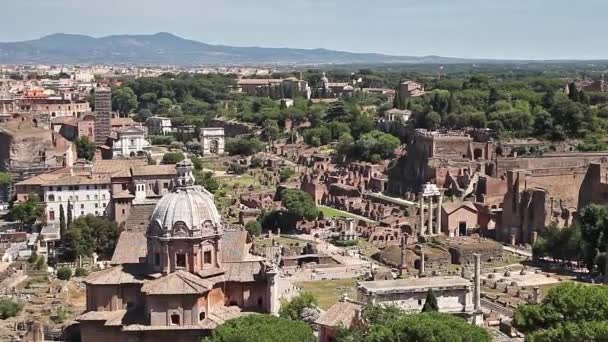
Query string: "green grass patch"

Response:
xmin=255 ymin=235 xmax=309 ymax=248
xmin=295 ymin=278 xmax=358 ymax=310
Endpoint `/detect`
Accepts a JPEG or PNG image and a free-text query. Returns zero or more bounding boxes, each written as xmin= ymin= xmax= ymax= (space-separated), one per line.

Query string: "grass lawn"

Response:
xmin=217 ymin=174 xmax=256 ymax=188
xmin=319 ymin=206 xmax=375 ymax=223
xmin=255 ymin=235 xmax=309 ymax=248
xmin=295 ymin=278 xmax=358 ymax=309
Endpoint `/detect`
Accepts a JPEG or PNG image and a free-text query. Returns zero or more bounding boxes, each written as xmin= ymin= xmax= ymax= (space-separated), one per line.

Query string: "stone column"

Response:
xmin=532 ymin=286 xmax=540 ymax=304
xmin=419 ymin=250 xmax=426 ymax=277
xmin=474 ymin=253 xmax=481 ymax=312
xmin=428 ymin=197 xmax=433 ymax=236
xmin=436 ymin=193 xmax=443 ymax=235
xmin=163 ymin=242 xmax=170 ymax=275
xmin=267 ymin=267 xmax=279 ymax=316
xmin=419 ymin=194 xmax=425 ymax=236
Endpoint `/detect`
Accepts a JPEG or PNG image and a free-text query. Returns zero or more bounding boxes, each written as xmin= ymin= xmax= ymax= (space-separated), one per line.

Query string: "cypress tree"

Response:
xmin=67 ymin=200 xmax=73 ymax=228
xmin=59 ymin=204 xmax=66 ymax=236
xmin=422 ymin=289 xmax=439 ymax=312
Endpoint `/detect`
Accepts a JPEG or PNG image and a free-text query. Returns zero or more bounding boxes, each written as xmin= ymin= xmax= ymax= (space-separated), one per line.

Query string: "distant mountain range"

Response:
xmin=0 ymin=32 xmax=489 ymax=66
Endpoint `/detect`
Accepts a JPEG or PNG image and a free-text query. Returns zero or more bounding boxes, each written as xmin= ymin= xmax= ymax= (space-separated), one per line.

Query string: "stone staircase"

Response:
xmin=125 ymin=204 xmax=157 ymax=231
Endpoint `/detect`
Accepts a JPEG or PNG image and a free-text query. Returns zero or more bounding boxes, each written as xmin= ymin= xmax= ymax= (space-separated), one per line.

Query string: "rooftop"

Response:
xmin=131 ymin=165 xmax=176 ymax=177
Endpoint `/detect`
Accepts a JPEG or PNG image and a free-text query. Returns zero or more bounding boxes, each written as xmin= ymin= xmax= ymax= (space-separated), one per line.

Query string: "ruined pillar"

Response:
xmin=419 ymin=194 xmax=425 ymax=236
xmin=419 ymin=250 xmax=426 ymax=277
xmin=436 ymin=193 xmax=443 ymax=235
xmin=267 ymin=265 xmax=279 ymax=316
xmin=474 ymin=253 xmax=481 ymax=312
xmin=533 ymin=286 xmax=540 ymax=304
xmin=428 ymin=197 xmax=434 ymax=235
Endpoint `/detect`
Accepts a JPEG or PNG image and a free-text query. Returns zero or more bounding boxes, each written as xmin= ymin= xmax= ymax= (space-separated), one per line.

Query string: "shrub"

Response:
xmin=74 ymin=267 xmax=88 ymax=277
xmin=0 ymin=298 xmax=23 ymax=319
xmin=56 ymin=267 xmax=72 ymax=281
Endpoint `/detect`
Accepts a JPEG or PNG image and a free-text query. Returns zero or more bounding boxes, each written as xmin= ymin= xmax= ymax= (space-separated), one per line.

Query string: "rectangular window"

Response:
xmin=95 ymin=211 xmax=99 ymax=216
xmin=176 ymin=253 xmax=187 ymax=268
xmin=86 ymin=195 xmax=90 ymax=200
xmin=154 ymin=253 xmax=161 ymax=266
xmin=102 ymin=194 xmax=106 ymax=200
xmin=80 ymin=204 xmax=84 ymax=209
xmin=80 ymin=211 xmax=84 ymax=215
xmin=95 ymin=203 xmax=98 ymax=208
xmin=204 ymin=251 xmax=212 ymax=265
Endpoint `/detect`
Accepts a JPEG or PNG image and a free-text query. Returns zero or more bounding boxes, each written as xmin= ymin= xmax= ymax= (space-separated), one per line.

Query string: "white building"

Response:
xmin=110 ymin=126 xmax=151 ymax=158
xmin=385 ymin=108 xmax=412 ymax=123
xmin=146 ymin=116 xmax=173 ymax=135
xmin=356 ymin=276 xmax=474 ymax=314
xmin=38 ymin=174 xmax=113 ymax=224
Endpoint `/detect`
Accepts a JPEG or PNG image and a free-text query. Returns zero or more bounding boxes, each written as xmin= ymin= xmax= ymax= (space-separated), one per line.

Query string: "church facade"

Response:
xmin=78 ymin=159 xmax=278 ymax=342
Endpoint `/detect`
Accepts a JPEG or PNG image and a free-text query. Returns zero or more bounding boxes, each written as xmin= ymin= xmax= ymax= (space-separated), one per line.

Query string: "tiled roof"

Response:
xmin=93 ymin=159 xmax=147 ymax=174
xmin=77 ymin=310 xmax=127 ymax=322
xmin=442 ymin=201 xmax=478 ymax=215
xmin=315 ymin=301 xmax=362 ymax=327
xmin=85 ymin=264 xmax=148 ymax=285
xmin=221 ymin=229 xmax=250 ymax=262
xmin=16 ymin=173 xmax=111 ymax=187
xmin=111 ymin=117 xmax=136 ymax=127
xmin=222 ymin=261 xmax=263 ymax=282
xmin=141 ymin=270 xmax=213 ymax=295
xmin=111 ymin=231 xmax=147 ymax=265
xmin=131 ymin=165 xmax=176 ymax=177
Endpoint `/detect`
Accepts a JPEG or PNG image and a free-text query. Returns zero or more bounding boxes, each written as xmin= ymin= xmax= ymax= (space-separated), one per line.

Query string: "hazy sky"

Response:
xmin=1 ymin=0 xmax=605 ymax=60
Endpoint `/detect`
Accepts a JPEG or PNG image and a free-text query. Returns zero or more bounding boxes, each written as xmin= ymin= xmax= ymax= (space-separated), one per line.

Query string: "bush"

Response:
xmin=34 ymin=256 xmax=46 ymax=271
xmin=205 ymin=315 xmax=315 ymax=342
xmin=0 ymin=298 xmax=24 ymax=319
xmin=57 ymin=267 xmax=72 ymax=281
xmin=150 ymin=135 xmax=175 ymax=145
xmin=74 ymin=267 xmax=88 ymax=277
xmin=279 ymin=292 xmax=318 ymax=321
xmin=279 ymin=168 xmax=296 ymax=182
xmin=161 ymin=152 xmax=185 ymax=164
xmin=227 ymin=163 xmax=248 ymax=175
xmin=245 ymin=221 xmax=262 ymax=237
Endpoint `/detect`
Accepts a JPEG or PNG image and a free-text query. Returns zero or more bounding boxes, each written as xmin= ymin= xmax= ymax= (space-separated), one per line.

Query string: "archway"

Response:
xmin=474 ymin=148 xmax=483 ymax=160
xmin=209 ymin=139 xmax=219 ymax=154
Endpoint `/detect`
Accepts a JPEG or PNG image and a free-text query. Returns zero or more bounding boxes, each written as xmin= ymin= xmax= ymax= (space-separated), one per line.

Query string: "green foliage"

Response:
xmin=10 ymin=193 xmax=44 ymax=229
xmin=195 ymin=171 xmax=219 ymax=193
xmin=225 ymin=137 xmax=264 ymax=156
xmin=34 ymin=255 xmax=46 ymax=270
xmin=280 ymin=189 xmax=319 ymax=221
xmin=331 ymin=239 xmax=358 ymax=247
xmin=338 ymin=305 xmax=490 ymax=342
xmin=204 ymin=314 xmax=315 ymax=342
xmin=161 ymin=152 xmax=185 ymax=164
xmin=56 ymin=267 xmax=72 ymax=281
xmin=0 ymin=172 xmax=12 ymax=185
xmin=532 ymin=224 xmax=582 ymax=264
xmin=150 ymin=135 xmax=175 ymax=145
xmin=421 ymin=289 xmax=439 ymax=312
xmin=278 ymin=292 xmax=318 ymax=321
xmin=62 ymin=215 xmax=120 ymax=261
xmin=261 ymin=119 xmax=281 ymax=141
xmin=227 ymin=163 xmax=248 ymax=175
xmin=0 ymin=298 xmax=24 ymax=319
xmin=191 ymin=156 xmax=203 ymax=171
xmin=338 ymin=130 xmax=400 ymax=162
xmin=279 ymin=168 xmax=295 ymax=182
xmin=303 ymin=126 xmax=331 ymax=146
xmin=579 ymin=204 xmax=608 ymax=271
xmin=112 ymin=86 xmax=139 ymax=115
xmin=51 ymin=307 xmax=72 ymax=324
xmin=514 ymin=282 xmax=608 ymax=340
xmin=74 ymin=267 xmax=88 ymax=277
xmin=75 ymin=136 xmax=96 ymax=161
xmin=245 ymin=220 xmax=262 ymax=237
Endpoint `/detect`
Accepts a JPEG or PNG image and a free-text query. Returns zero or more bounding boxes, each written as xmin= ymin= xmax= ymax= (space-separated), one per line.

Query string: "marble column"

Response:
xmin=419 ymin=194 xmax=425 ymax=236
xmin=474 ymin=253 xmax=481 ymax=312
xmin=419 ymin=250 xmax=426 ymax=277
xmin=436 ymin=194 xmax=443 ymax=235
xmin=267 ymin=267 xmax=279 ymax=316
xmin=428 ymin=197 xmax=433 ymax=236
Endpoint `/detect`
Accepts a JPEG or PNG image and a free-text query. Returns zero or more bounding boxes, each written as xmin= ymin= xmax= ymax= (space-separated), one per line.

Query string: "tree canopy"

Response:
xmin=10 ymin=194 xmax=44 ymax=230
xmin=278 ymin=292 xmax=318 ymax=321
xmin=203 ymin=315 xmax=315 ymax=342
xmin=75 ymin=136 xmax=96 ymax=161
xmin=62 ymin=215 xmax=120 ymax=261
xmin=280 ymin=189 xmax=319 ymax=221
xmin=112 ymin=86 xmax=139 ymax=115
xmin=161 ymin=152 xmax=185 ymax=164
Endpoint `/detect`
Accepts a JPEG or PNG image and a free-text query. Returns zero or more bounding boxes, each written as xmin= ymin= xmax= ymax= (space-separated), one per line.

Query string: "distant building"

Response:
xmin=146 ymin=116 xmax=173 ymax=135
xmin=104 ymin=126 xmax=151 ymax=158
xmin=94 ymin=87 xmax=112 ymax=146
xmin=399 ymin=80 xmax=425 ymax=99
xmin=385 ymin=108 xmax=412 ymax=123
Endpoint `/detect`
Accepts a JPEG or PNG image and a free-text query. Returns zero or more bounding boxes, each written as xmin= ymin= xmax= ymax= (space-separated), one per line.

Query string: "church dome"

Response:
xmin=148 ymin=159 xmax=223 ymax=237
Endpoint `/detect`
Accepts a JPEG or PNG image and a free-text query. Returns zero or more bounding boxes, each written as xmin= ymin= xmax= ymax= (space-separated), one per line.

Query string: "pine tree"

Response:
xmin=66 ymin=200 xmax=73 ymax=228
xmin=422 ymin=289 xmax=439 ymax=312
xmin=59 ymin=204 xmax=66 ymax=236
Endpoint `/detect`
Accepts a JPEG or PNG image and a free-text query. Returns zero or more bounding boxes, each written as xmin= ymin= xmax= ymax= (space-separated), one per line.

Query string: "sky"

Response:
xmin=1 ymin=0 xmax=606 ymax=60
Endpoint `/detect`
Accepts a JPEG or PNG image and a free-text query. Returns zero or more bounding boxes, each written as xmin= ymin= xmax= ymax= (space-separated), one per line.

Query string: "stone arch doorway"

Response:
xmin=209 ymin=139 xmax=219 ymax=154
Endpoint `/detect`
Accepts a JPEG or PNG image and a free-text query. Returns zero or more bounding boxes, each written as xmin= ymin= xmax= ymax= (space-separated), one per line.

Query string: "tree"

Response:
xmin=281 ymin=189 xmax=319 ymax=221
xmin=421 ymin=289 xmax=439 ymax=312
xmin=67 ymin=200 xmax=73 ymax=228
xmin=204 ymin=315 xmax=315 ymax=342
xmin=262 ymin=119 xmax=280 ymax=142
xmin=245 ymin=220 xmax=262 ymax=237
xmin=56 ymin=267 xmax=72 ymax=281
xmin=0 ymin=298 xmax=24 ymax=319
xmin=75 ymin=136 xmax=96 ymax=161
xmin=62 ymin=215 xmax=120 ymax=261
xmin=10 ymin=193 xmax=44 ymax=230
xmin=279 ymin=168 xmax=296 ymax=182
xmin=161 ymin=152 xmax=185 ymax=164
xmin=112 ymin=86 xmax=138 ymax=116
xmin=514 ymin=282 xmax=608 ymax=340
xmin=225 ymin=137 xmax=264 ymax=156
xmin=279 ymin=292 xmax=318 ymax=321
xmin=59 ymin=204 xmax=66 ymax=237
xmin=0 ymin=172 xmax=12 ymax=185
xmin=195 ymin=171 xmax=220 ymax=194
xmin=424 ymin=111 xmax=442 ymax=130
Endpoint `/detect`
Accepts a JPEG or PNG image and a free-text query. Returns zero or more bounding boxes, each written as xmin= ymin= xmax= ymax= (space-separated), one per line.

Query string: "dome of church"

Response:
xmin=150 ymin=186 xmax=222 ymax=232
xmin=148 ymin=159 xmax=223 ymax=237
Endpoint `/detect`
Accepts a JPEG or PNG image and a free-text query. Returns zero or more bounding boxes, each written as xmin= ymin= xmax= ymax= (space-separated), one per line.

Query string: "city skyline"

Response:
xmin=1 ymin=0 xmax=607 ymax=60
